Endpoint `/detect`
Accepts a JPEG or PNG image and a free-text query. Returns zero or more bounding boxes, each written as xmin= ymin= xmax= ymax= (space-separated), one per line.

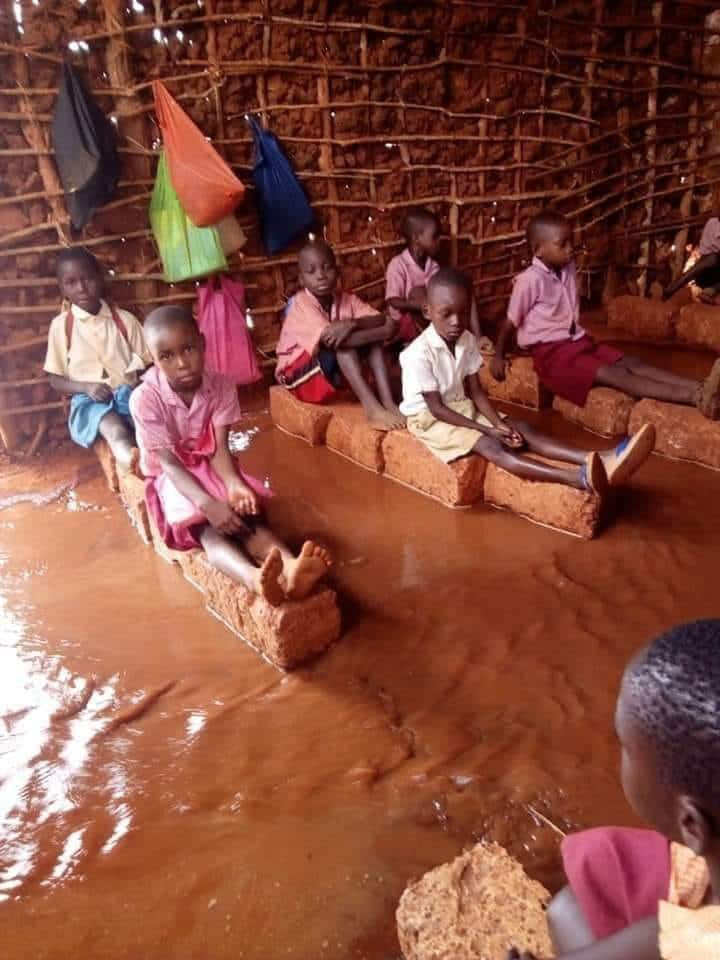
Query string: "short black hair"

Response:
xmin=298 ymin=238 xmax=336 ymax=267
xmin=526 ymin=211 xmax=570 ymax=249
xmin=144 ymin=304 xmax=199 ymax=340
xmin=56 ymin=246 xmax=101 ymax=276
xmin=401 ymin=207 xmax=440 ymax=244
xmin=625 ymin=619 xmax=720 ymax=808
xmin=427 ymin=267 xmax=471 ymax=298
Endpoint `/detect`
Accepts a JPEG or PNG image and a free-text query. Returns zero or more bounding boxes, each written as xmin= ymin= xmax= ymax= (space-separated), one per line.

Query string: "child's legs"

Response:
xmin=97 ymin=410 xmax=137 ymax=469
xmin=617 ymin=354 xmax=698 ymax=389
xmin=199 ymin=525 xmax=262 ymax=590
xmin=242 ymin=520 xmax=293 ymax=566
xmin=366 ymin=343 xmax=400 ymax=410
xmin=547 ymin=887 xmax=596 ymax=953
xmin=336 ymin=346 xmax=403 ymax=428
xmin=595 ymin=359 xmax=697 ymax=404
xmin=505 ymin=417 xmax=589 ymax=466
xmin=472 ymin=434 xmax=584 ymax=488
xmin=336 ymin=346 xmax=382 ymax=411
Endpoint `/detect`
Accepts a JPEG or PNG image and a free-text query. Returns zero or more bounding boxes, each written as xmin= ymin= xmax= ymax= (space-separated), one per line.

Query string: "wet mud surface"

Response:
xmin=1 ymin=356 xmax=719 ymax=959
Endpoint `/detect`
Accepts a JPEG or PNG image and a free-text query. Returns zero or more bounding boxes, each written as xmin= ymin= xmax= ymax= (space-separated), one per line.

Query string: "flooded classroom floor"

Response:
xmin=1 ymin=356 xmax=719 ymax=959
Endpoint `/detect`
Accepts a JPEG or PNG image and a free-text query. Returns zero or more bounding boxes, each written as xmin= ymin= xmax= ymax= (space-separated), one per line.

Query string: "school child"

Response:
xmin=400 ymin=268 xmax=655 ymax=494
xmin=509 ymin=618 xmax=720 ymax=960
xmin=492 ymin=211 xmax=720 ymax=419
xmin=664 ymin=214 xmax=720 ymax=304
xmin=44 ymin=247 xmax=151 ymax=471
xmin=385 ymin=207 xmax=484 ymax=343
xmin=275 ymin=239 xmax=404 ymax=431
xmin=130 ymin=306 xmax=331 ymax=606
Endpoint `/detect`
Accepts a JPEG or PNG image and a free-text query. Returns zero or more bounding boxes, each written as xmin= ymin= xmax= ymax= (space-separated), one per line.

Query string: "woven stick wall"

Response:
xmin=2 ymin=0 xmax=720 ymax=455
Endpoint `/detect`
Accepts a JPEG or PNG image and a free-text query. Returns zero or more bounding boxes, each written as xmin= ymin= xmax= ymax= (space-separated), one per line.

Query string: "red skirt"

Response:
xmin=531 ymin=335 xmax=623 ymax=407
xmin=562 ymin=827 xmax=671 ymax=939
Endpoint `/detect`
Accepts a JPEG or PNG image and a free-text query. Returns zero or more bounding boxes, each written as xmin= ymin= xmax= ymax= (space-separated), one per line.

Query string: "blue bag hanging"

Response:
xmin=248 ymin=115 xmax=315 ymax=255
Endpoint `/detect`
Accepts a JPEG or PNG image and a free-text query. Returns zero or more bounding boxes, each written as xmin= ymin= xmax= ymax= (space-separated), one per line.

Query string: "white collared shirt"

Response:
xmin=44 ymin=299 xmax=150 ymax=388
xmin=399 ymin=325 xmax=482 ymax=416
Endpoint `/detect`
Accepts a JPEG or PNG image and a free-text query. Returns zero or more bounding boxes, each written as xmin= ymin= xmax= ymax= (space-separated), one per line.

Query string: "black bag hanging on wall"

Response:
xmin=52 ymin=62 xmax=120 ymax=230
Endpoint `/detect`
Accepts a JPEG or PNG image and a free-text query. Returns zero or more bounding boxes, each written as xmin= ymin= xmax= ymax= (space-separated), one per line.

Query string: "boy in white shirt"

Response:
xmin=44 ymin=247 xmax=151 ymax=471
xmin=400 ymin=269 xmax=652 ymax=493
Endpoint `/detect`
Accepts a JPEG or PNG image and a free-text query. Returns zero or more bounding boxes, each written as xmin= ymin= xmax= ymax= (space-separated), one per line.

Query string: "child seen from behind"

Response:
xmin=130 ymin=306 xmax=331 ymax=606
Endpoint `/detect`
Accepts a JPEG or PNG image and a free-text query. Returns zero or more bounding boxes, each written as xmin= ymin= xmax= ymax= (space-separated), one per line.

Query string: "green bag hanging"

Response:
xmin=149 ymin=152 xmax=227 ymax=282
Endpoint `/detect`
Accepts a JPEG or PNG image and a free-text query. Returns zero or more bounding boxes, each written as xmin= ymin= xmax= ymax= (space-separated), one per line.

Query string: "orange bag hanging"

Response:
xmin=153 ymin=80 xmax=245 ymax=227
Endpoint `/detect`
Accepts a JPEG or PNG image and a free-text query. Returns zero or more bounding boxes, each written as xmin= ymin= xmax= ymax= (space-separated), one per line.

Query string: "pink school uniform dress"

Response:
xmin=508 ymin=256 xmax=623 ymax=407
xmin=129 ymin=366 xmax=267 ymax=550
xmin=385 ymin=248 xmax=440 ymax=343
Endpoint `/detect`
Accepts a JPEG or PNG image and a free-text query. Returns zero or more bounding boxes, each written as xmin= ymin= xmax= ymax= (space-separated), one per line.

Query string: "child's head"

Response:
xmin=527 ymin=211 xmax=574 ymax=269
xmin=424 ymin=268 xmax=471 ymax=344
xmin=144 ymin=305 xmax=205 ymax=393
xmin=56 ymin=247 xmax=104 ymax=315
xmin=298 ymin=240 xmax=338 ymax=299
xmin=617 ymin=619 xmax=720 ymax=857
xmin=402 ymin=208 xmax=441 ymax=257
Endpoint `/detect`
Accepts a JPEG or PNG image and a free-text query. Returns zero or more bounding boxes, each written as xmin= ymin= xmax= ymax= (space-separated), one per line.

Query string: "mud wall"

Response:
xmin=1 ymin=0 xmax=719 ymax=453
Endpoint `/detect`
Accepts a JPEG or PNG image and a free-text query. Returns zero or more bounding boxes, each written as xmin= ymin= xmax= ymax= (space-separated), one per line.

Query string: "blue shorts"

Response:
xmin=68 ymin=384 xmax=134 ymax=448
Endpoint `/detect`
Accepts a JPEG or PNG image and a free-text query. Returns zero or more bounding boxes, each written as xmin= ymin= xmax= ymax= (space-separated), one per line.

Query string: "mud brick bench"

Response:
xmin=269 ymin=387 xmax=603 ymax=538
xmin=675 ymin=303 xmax=720 ymax=352
xmin=607 ymin=295 xmax=679 ymax=341
xmin=553 ymin=388 xmax=637 ymax=437
xmin=92 ymin=439 xmax=342 ymax=669
xmin=478 ymin=356 xmax=552 ymax=410
xmin=629 ymin=400 xmax=720 ymax=470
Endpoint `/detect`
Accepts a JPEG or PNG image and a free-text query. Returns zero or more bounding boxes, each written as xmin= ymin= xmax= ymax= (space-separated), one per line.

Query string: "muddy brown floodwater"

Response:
xmin=1 ymin=348 xmax=719 ymax=959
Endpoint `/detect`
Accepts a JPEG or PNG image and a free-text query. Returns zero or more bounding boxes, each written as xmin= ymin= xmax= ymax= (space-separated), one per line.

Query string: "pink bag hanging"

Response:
xmin=197 ymin=275 xmax=262 ymax=385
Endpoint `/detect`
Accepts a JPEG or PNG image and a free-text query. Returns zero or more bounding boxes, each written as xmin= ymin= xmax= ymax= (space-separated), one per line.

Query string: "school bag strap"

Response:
xmin=64 ymin=301 xmax=130 ymax=351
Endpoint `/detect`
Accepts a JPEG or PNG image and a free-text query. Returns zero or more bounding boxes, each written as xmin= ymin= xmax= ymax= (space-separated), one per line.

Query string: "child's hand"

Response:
xmin=408 ymin=285 xmax=427 ymax=307
xmin=88 ymin=382 xmax=114 ymax=403
xmin=227 ymin=480 xmax=260 ymax=517
xmin=383 ymin=315 xmax=399 ymax=340
xmin=322 ymin=320 xmax=354 ymax=348
xmin=202 ymin=497 xmax=248 ymax=536
xmin=496 ymin=424 xmax=525 ymax=449
xmin=490 ymin=354 xmax=506 ymax=381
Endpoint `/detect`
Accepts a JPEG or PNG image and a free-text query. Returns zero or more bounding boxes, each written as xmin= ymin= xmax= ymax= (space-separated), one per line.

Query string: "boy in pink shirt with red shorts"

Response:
xmin=492 ymin=211 xmax=720 ymax=421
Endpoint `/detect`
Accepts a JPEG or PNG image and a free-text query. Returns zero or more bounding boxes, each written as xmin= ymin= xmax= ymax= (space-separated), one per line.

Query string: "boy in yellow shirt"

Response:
xmin=44 ymin=248 xmax=150 ymax=471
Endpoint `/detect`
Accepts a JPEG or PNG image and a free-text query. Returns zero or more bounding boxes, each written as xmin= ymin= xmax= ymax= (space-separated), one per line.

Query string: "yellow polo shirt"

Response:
xmin=44 ymin=300 xmax=151 ymax=389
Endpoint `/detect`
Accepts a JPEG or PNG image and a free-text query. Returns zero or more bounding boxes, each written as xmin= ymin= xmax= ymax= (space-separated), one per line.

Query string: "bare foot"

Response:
xmin=367 ymin=406 xmax=405 ymax=431
xmin=256 ymin=547 xmax=285 ymax=606
xmin=283 ymin=541 xmax=332 ymax=601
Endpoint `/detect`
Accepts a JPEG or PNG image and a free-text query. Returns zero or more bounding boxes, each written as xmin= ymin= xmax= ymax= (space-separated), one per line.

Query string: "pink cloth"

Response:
xmin=384 ymin=248 xmax=440 ymax=322
xmin=275 ymin=288 xmax=379 ymax=378
xmin=129 ymin=366 xmax=266 ymax=545
xmin=507 ymin=256 xmax=585 ymax=348
xmin=197 ymin=275 xmax=262 ymax=386
xmin=699 ymin=217 xmax=720 ymax=256
xmin=562 ymin=827 xmax=672 ymax=940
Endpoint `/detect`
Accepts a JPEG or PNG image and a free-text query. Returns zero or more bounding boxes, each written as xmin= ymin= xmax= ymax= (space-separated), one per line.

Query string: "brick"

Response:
xmin=483 ymin=462 xmax=603 ymax=538
xmin=479 ymin=356 xmax=551 ymax=409
xmin=325 ymin=403 xmax=385 ymax=472
xmin=381 ymin=430 xmax=486 ymax=507
xmin=93 ymin=438 xmax=119 ymax=493
xmin=269 ymin=385 xmax=332 ymax=445
xmin=606 ymin=295 xmax=677 ymax=340
xmin=181 ymin=551 xmax=341 ymax=670
xmin=553 ymin=387 xmax=636 ymax=437
xmin=675 ymin=303 xmax=720 ymax=352
xmin=629 ymin=399 xmax=720 ymax=469
xmin=117 ymin=470 xmax=153 ymax=545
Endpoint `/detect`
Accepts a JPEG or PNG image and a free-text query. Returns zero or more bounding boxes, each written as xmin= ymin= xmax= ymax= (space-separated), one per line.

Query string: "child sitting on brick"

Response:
xmin=275 ymin=239 xmax=403 ymax=431
xmin=385 ymin=207 xmax=484 ymax=344
xmin=510 ymin=618 xmax=720 ymax=960
xmin=130 ymin=305 xmax=332 ymax=606
xmin=492 ymin=211 xmax=720 ymax=419
xmin=45 ymin=247 xmax=151 ymax=472
xmin=400 ymin=268 xmax=654 ymax=493
xmin=664 ymin=214 xmax=720 ymax=304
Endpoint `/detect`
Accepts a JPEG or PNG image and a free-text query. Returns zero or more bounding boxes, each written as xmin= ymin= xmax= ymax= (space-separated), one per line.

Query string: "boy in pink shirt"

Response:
xmin=130 ymin=306 xmax=331 ymax=605
xmin=275 ymin=240 xmax=403 ymax=430
xmin=492 ymin=211 xmax=720 ymax=419
xmin=385 ymin=208 xmax=483 ymax=344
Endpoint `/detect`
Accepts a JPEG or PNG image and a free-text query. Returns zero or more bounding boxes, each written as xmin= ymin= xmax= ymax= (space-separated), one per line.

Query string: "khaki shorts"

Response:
xmin=406 ymin=398 xmax=501 ymax=463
